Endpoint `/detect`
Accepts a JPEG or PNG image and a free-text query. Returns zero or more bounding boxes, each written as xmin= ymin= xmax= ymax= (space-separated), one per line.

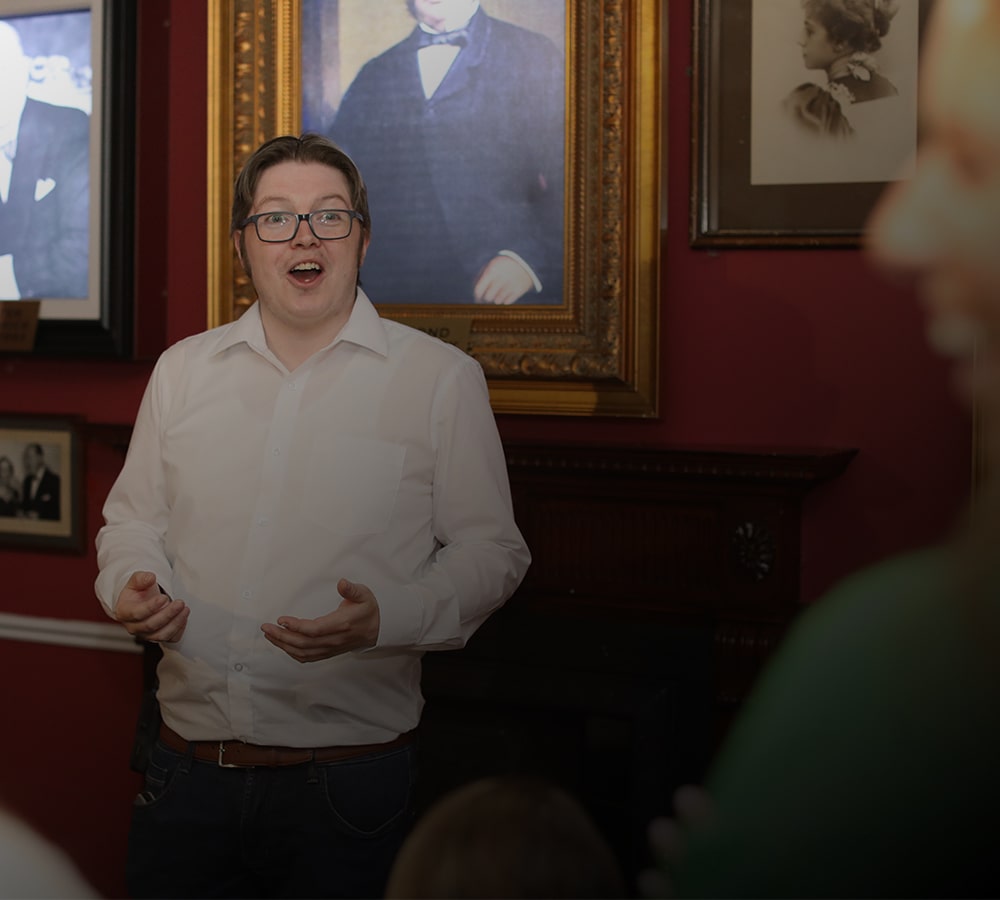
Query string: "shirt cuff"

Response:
xmin=498 ymin=250 xmax=542 ymax=293
xmin=370 ymin=585 xmax=423 ymax=650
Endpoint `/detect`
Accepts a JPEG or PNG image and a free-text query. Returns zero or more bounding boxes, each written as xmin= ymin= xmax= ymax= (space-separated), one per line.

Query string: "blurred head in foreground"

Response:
xmin=385 ymin=775 xmax=625 ymax=899
xmin=868 ymin=0 xmax=1000 ymax=470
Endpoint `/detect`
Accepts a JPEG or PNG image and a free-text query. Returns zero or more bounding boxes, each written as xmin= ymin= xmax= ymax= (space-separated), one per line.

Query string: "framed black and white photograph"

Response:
xmin=692 ymin=0 xmax=931 ymax=247
xmin=0 ymin=0 xmax=136 ymax=356
xmin=0 ymin=415 xmax=84 ymax=552
xmin=207 ymin=0 xmax=662 ymax=417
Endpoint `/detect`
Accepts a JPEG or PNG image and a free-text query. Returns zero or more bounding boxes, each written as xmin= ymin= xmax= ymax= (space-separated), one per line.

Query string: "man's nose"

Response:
xmin=291 ymin=216 xmax=319 ymax=245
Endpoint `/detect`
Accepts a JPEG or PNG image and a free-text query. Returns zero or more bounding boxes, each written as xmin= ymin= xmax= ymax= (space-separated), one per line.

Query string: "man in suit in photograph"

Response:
xmin=331 ymin=0 xmax=564 ymax=306
xmin=21 ymin=443 xmax=60 ymax=521
xmin=0 ymin=19 xmax=90 ymax=300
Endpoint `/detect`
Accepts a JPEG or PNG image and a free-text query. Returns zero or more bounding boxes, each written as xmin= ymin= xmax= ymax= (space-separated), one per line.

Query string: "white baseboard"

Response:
xmin=0 ymin=612 xmax=142 ymax=654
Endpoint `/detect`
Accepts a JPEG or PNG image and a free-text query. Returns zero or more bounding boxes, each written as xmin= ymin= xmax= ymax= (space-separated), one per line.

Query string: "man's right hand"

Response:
xmin=114 ymin=570 xmax=189 ymax=643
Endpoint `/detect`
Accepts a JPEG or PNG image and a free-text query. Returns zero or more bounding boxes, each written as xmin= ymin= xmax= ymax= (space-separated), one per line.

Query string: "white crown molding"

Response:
xmin=0 ymin=612 xmax=142 ymax=654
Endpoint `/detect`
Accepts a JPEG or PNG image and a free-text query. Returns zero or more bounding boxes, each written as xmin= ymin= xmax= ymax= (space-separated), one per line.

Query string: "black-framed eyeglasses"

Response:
xmin=238 ymin=208 xmax=365 ymax=243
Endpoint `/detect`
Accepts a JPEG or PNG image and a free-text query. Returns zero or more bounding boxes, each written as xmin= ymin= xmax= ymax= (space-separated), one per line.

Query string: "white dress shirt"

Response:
xmin=96 ymin=291 xmax=529 ymax=746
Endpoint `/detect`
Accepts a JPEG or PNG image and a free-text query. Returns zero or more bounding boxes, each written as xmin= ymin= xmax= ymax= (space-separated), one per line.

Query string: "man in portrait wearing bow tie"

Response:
xmin=331 ymin=0 xmax=564 ymax=306
xmin=0 ymin=19 xmax=90 ymax=301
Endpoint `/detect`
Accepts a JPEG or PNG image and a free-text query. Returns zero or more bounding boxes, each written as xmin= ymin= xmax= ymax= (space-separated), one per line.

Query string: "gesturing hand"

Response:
xmin=115 ymin=570 xmax=189 ymax=643
xmin=261 ymin=578 xmax=380 ymax=663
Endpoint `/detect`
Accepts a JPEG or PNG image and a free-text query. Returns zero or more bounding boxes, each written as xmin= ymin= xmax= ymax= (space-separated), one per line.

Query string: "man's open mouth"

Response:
xmin=289 ymin=261 xmax=323 ymax=284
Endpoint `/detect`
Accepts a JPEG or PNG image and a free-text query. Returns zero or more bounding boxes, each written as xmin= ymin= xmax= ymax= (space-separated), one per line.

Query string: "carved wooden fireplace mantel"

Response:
xmin=419 ymin=440 xmax=856 ymax=886
xmin=504 ymin=441 xmax=856 ymax=612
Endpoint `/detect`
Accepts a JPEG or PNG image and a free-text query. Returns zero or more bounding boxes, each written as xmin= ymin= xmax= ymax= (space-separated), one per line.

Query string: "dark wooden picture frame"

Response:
xmin=0 ymin=0 xmax=136 ymax=356
xmin=691 ymin=0 xmax=930 ymax=248
xmin=0 ymin=414 xmax=84 ymax=552
xmin=207 ymin=0 xmax=662 ymax=417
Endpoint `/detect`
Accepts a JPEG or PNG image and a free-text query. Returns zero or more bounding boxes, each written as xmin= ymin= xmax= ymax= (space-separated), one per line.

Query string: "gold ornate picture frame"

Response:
xmin=207 ymin=0 xmax=661 ymax=416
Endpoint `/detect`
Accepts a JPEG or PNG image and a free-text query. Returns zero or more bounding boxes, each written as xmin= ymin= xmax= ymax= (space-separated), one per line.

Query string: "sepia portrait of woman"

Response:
xmin=750 ymin=0 xmax=918 ymax=187
xmin=784 ymin=0 xmax=900 ymax=138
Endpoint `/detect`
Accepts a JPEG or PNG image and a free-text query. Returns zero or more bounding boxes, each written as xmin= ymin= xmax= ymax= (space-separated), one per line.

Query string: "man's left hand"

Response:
xmin=260 ymin=578 xmax=380 ymax=662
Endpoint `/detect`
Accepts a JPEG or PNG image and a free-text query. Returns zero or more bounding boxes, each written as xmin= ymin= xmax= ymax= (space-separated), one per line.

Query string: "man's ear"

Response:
xmin=233 ymin=232 xmax=247 ymax=274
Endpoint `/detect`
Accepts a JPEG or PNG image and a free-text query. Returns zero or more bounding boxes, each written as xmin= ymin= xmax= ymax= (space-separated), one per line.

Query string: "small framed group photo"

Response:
xmin=0 ymin=415 xmax=83 ymax=552
xmin=0 ymin=0 xmax=136 ymax=356
xmin=691 ymin=0 xmax=931 ymax=247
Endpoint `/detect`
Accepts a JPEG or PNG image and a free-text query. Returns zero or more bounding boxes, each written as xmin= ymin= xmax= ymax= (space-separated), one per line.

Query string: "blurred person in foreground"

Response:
xmin=647 ymin=1 xmax=1000 ymax=896
xmin=385 ymin=775 xmax=625 ymax=899
xmin=0 ymin=804 xmax=96 ymax=898
xmin=95 ymin=133 xmax=529 ymax=899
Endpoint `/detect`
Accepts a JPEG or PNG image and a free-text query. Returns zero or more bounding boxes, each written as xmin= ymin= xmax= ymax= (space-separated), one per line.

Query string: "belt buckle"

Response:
xmin=218 ymin=742 xmax=241 ymax=768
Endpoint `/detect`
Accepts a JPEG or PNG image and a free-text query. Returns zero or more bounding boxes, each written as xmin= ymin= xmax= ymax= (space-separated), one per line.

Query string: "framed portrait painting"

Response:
xmin=0 ymin=0 xmax=136 ymax=356
xmin=691 ymin=0 xmax=931 ymax=247
xmin=207 ymin=0 xmax=662 ymax=416
xmin=0 ymin=415 xmax=83 ymax=552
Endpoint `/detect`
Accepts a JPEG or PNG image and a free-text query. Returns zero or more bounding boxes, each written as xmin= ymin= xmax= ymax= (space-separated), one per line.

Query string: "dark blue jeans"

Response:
xmin=126 ymin=738 xmax=418 ymax=899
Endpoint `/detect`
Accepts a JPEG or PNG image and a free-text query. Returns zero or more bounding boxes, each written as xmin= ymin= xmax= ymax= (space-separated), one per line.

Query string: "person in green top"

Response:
xmin=652 ymin=1 xmax=1000 ymax=895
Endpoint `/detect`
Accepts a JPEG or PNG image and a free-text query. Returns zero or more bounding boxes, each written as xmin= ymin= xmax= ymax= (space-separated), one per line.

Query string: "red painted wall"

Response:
xmin=0 ymin=2 xmax=970 ymax=896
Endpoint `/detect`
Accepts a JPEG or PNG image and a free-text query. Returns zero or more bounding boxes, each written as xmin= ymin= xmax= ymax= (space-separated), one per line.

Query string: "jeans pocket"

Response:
xmin=320 ymin=747 xmax=415 ymax=838
xmin=134 ymin=740 xmax=185 ymax=808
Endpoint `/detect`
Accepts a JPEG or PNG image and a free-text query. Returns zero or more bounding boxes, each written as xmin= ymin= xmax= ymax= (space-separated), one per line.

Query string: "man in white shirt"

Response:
xmin=95 ymin=133 xmax=530 ymax=899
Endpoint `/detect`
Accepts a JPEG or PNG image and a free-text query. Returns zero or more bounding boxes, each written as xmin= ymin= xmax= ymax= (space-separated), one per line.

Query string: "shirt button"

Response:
xmin=257 ymin=517 xmax=268 ymax=526
xmin=234 ymin=663 xmax=244 ymax=672
xmin=242 ymin=590 xmax=252 ymax=599
xmin=272 ymin=448 xmax=280 ymax=456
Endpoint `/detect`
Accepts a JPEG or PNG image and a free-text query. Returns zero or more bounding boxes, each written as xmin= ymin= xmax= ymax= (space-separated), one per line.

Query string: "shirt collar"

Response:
xmin=208 ymin=289 xmax=388 ymax=360
xmin=337 ymin=289 xmax=389 ymax=357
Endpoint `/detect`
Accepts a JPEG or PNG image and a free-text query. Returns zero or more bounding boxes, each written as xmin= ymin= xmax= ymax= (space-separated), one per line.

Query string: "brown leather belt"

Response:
xmin=158 ymin=721 xmax=415 ymax=768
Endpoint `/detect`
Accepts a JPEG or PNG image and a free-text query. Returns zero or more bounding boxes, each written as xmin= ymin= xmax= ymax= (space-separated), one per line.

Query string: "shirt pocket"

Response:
xmin=302 ymin=436 xmax=405 ymax=535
